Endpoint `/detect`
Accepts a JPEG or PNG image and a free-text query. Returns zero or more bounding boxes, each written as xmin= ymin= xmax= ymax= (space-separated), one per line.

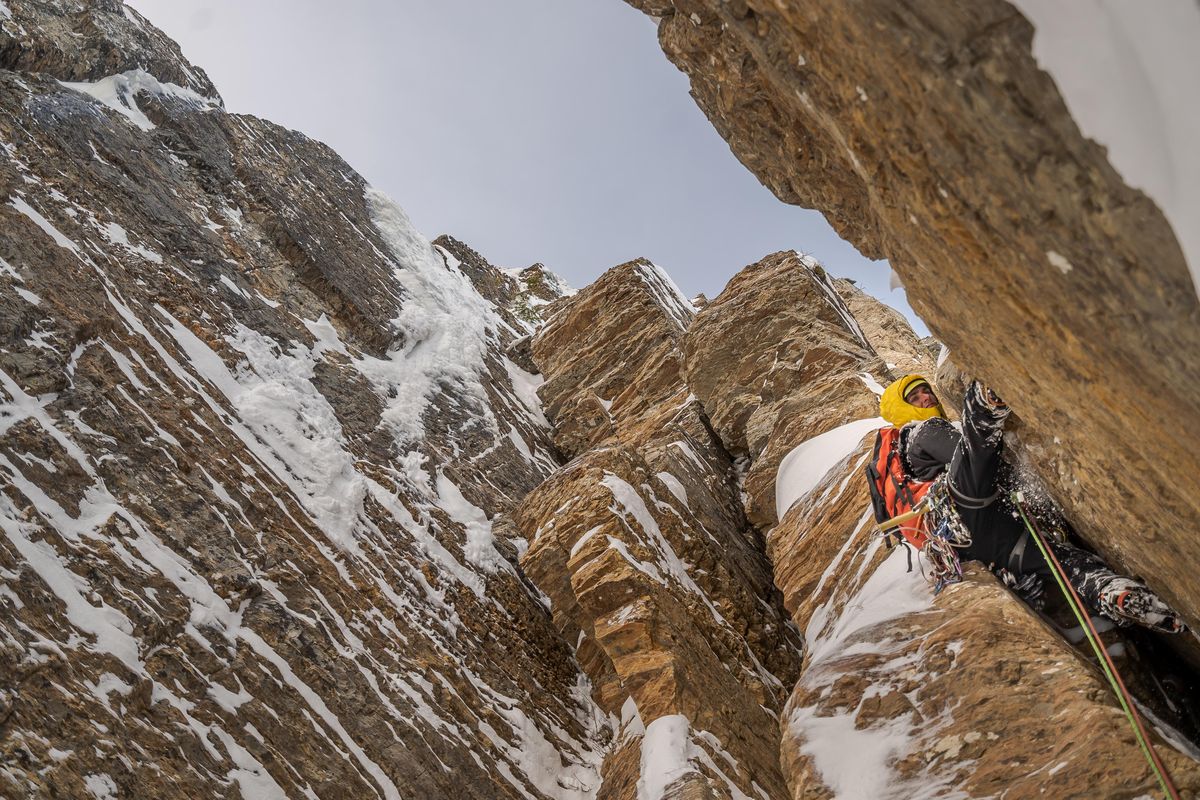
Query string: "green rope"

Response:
xmin=1013 ymin=493 xmax=1177 ymax=799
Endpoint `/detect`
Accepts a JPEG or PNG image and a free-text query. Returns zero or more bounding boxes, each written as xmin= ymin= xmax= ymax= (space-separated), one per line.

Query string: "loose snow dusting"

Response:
xmin=1008 ymin=0 xmax=1200 ymax=292
xmin=59 ymin=69 xmax=219 ymax=131
xmin=775 ymin=418 xmax=884 ymax=519
xmin=635 ymin=261 xmax=696 ymax=331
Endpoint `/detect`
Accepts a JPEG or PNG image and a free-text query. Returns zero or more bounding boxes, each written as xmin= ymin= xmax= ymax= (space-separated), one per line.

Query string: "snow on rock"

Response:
xmin=0 ymin=14 xmax=605 ymax=795
xmin=775 ymin=417 xmax=884 ymax=520
xmin=8 ymin=194 xmax=80 ymax=253
xmin=366 ymin=186 xmax=502 ymax=444
xmin=59 ymin=69 xmax=219 ymax=131
xmin=635 ymin=261 xmax=696 ymax=331
xmin=637 ymin=715 xmax=757 ymax=800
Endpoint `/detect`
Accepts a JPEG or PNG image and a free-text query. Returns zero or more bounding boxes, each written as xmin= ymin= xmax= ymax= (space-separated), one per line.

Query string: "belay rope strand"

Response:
xmin=1013 ymin=492 xmax=1180 ymax=800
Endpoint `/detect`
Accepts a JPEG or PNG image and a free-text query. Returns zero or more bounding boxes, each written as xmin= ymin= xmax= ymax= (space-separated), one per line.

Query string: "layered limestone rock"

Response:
xmin=682 ymin=251 xmax=883 ymax=530
xmin=623 ymin=0 xmax=1200 ymax=630
xmin=516 ymin=259 xmax=805 ymax=799
xmin=0 ymin=4 xmax=607 ymax=797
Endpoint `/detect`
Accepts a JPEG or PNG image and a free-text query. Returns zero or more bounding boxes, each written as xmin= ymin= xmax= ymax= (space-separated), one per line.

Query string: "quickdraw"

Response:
xmin=876 ymin=475 xmax=972 ymax=595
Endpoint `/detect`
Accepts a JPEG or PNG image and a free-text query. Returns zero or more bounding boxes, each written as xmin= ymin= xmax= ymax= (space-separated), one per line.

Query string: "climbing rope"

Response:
xmin=1013 ymin=492 xmax=1180 ymax=800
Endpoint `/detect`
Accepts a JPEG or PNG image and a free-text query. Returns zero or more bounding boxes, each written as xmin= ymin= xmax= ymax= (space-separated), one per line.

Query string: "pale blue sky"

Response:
xmin=126 ymin=0 xmax=926 ymax=333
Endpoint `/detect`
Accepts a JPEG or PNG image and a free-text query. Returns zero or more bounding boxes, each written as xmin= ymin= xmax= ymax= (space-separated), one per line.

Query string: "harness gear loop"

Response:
xmin=1013 ymin=493 xmax=1180 ymax=800
xmin=947 ymin=479 xmax=1001 ymax=509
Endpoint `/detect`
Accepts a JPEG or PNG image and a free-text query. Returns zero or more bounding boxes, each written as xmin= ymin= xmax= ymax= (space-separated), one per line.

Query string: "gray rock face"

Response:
xmin=0 ymin=4 xmax=601 ymax=797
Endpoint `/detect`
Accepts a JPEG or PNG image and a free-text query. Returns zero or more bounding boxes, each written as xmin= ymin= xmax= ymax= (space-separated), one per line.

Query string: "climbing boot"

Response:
xmin=1097 ymin=577 xmax=1187 ymax=634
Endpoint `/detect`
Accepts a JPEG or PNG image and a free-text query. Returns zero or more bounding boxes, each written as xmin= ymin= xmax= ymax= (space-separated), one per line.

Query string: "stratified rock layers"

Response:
xmin=517 ymin=259 xmax=805 ymax=799
xmin=5 ymin=2 xmax=1200 ymax=799
xmin=623 ymin=0 xmax=1200 ymax=629
xmin=1 ymin=3 xmax=602 ymax=798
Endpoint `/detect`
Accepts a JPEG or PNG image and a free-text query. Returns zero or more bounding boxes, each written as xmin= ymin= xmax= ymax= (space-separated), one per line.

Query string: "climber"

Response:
xmin=866 ymin=374 xmax=1186 ymax=634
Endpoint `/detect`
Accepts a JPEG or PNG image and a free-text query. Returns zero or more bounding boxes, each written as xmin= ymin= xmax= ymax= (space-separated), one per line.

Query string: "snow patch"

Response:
xmin=775 ymin=418 xmax=884 ymax=519
xmin=100 ymin=221 xmax=163 ymax=264
xmin=1046 ymin=250 xmax=1073 ymax=274
xmin=8 ymin=195 xmax=80 ymax=253
xmin=858 ymin=372 xmax=885 ymax=395
xmin=60 ymin=69 xmax=218 ymax=132
xmin=1007 ymin=0 xmax=1200 ymax=294
xmin=83 ymin=774 xmax=118 ymax=799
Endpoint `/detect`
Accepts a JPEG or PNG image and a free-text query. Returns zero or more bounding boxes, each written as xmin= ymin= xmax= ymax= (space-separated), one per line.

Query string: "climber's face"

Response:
xmin=904 ymin=382 xmax=939 ymax=409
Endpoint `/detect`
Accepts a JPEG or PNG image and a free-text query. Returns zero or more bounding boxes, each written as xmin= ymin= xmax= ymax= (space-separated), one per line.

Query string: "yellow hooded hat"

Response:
xmin=880 ymin=374 xmax=946 ymax=428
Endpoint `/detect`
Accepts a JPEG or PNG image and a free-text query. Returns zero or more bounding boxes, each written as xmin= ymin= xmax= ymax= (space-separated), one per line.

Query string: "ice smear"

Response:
xmin=435 ymin=471 xmax=512 ymax=575
xmin=805 ymin=541 xmax=934 ymax=666
xmin=791 ymin=544 xmax=951 ymax=799
xmin=366 ymin=186 xmax=501 ymax=444
xmin=158 ymin=313 xmax=367 ymax=554
xmin=775 ymin=418 xmax=883 ymax=519
xmin=503 ymin=357 xmax=550 ymax=429
xmin=1008 ymin=0 xmax=1200 ymax=293
xmin=60 ymin=69 xmax=219 ymax=131
xmin=655 ymin=472 xmax=688 ymax=507
xmin=0 ymin=2 xmax=11 ymax=21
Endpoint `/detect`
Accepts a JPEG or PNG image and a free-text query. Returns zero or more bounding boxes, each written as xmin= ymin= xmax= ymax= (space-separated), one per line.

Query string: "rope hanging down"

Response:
xmin=1013 ymin=493 xmax=1180 ymax=800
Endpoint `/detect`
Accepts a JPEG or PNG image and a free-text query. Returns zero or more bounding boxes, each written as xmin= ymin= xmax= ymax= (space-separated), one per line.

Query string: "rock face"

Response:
xmin=1 ymin=4 xmax=604 ymax=797
xmin=622 ymin=0 xmax=1200 ymax=630
xmin=833 ymin=278 xmax=936 ymax=378
xmin=686 ymin=257 xmax=1200 ymax=799
xmin=516 ymin=257 xmax=805 ymax=798
xmin=682 ymin=252 xmax=882 ymax=530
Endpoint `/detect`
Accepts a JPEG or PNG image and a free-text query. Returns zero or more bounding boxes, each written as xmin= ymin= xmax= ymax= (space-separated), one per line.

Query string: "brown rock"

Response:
xmin=624 ymin=0 xmax=1200 ymax=633
xmin=517 ymin=259 xmax=804 ymax=798
xmin=683 ymin=250 xmax=884 ymax=528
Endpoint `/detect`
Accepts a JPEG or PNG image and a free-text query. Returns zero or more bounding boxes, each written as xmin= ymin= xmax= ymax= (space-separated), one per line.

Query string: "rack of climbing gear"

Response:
xmin=1013 ymin=492 xmax=1181 ymax=800
xmin=875 ymin=475 xmax=972 ymax=595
